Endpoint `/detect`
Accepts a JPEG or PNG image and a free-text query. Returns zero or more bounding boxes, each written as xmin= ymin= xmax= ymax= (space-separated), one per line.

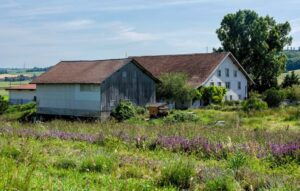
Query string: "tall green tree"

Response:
xmin=215 ymin=10 xmax=292 ymax=92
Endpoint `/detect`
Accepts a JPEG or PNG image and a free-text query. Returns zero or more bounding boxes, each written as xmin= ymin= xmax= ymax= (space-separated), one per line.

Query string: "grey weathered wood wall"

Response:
xmin=100 ymin=62 xmax=156 ymax=112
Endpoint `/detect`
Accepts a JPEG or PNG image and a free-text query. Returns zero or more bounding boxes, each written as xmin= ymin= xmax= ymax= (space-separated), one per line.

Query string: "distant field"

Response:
xmin=278 ymin=69 xmax=300 ymax=84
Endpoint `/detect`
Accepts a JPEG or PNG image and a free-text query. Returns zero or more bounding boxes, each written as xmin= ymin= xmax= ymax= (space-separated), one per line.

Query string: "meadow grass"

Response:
xmin=0 ymin=106 xmax=299 ymax=190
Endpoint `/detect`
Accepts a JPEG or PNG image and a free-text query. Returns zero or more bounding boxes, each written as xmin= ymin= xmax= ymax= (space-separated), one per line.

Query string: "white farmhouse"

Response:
xmin=134 ymin=52 xmax=254 ymax=106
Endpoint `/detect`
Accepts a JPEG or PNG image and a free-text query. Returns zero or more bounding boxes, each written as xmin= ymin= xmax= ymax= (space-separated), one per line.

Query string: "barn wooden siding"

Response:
xmin=100 ymin=62 xmax=156 ymax=112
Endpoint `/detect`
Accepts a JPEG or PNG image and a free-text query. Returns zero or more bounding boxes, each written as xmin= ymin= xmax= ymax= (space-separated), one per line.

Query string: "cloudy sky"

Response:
xmin=1 ymin=0 xmax=300 ymax=68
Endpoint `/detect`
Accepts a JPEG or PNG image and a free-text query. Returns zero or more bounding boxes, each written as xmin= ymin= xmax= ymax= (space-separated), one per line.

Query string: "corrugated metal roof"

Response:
xmin=31 ymin=58 xmax=132 ymax=84
xmin=5 ymin=84 xmax=36 ymax=90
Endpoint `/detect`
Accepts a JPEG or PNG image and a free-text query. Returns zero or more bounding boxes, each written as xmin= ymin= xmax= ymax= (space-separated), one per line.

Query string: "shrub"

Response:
xmin=164 ymin=111 xmax=199 ymax=123
xmin=54 ymin=159 xmax=77 ymax=170
xmin=111 ymin=100 xmax=137 ymax=121
xmin=281 ymin=71 xmax=300 ymax=88
xmin=80 ymin=155 xmax=118 ymax=173
xmin=205 ymin=176 xmax=238 ymax=191
xmin=242 ymin=95 xmax=268 ymax=112
xmin=284 ymin=85 xmax=300 ymax=102
xmin=263 ymin=88 xmax=286 ymax=107
xmin=0 ymin=95 xmax=8 ymax=114
xmin=199 ymin=86 xmax=227 ymax=105
xmin=158 ymin=159 xmax=195 ymax=189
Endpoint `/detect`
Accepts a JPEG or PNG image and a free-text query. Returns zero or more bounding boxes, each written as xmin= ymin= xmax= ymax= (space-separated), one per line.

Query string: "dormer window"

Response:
xmin=218 ymin=70 xmax=221 ymax=77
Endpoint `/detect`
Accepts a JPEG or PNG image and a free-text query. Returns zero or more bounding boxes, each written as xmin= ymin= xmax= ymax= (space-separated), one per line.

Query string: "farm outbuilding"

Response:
xmin=31 ymin=58 xmax=158 ymax=119
xmin=5 ymin=84 xmax=36 ymax=104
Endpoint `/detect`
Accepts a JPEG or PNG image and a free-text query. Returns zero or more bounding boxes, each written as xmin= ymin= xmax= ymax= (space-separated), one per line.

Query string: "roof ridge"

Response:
xmin=60 ymin=58 xmax=130 ymax=62
xmin=131 ymin=52 xmax=229 ymax=58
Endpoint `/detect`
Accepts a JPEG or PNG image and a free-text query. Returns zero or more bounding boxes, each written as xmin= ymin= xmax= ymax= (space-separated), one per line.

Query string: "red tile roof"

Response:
xmin=133 ymin=52 xmax=253 ymax=87
xmin=5 ymin=84 xmax=36 ymax=90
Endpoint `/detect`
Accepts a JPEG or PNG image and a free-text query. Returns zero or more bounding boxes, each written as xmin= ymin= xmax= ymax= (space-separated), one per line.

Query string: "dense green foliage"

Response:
xmin=284 ymin=85 xmax=300 ymax=102
xmin=216 ymin=10 xmax=292 ymax=92
xmin=242 ymin=94 xmax=268 ymax=111
xmin=263 ymin=88 xmax=286 ymax=107
xmin=281 ymin=70 xmax=300 ymax=88
xmin=157 ymin=73 xmax=195 ymax=109
xmin=164 ymin=111 xmax=199 ymax=123
xmin=198 ymin=86 xmax=227 ymax=105
xmin=0 ymin=95 xmax=8 ymax=114
xmin=111 ymin=100 xmax=137 ymax=121
xmin=285 ymin=50 xmax=300 ymax=71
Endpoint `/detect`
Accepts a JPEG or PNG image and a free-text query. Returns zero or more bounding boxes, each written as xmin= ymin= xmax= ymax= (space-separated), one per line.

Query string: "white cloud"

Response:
xmin=105 ymin=22 xmax=159 ymax=42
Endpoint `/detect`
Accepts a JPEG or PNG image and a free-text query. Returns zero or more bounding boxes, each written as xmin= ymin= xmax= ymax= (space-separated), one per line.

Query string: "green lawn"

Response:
xmin=0 ymin=107 xmax=299 ymax=190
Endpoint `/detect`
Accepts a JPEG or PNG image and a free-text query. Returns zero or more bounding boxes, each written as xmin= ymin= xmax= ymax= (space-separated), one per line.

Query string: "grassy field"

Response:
xmin=0 ymin=107 xmax=299 ymax=190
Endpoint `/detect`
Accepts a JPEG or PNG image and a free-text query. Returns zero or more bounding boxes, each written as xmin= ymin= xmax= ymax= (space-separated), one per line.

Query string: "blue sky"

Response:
xmin=1 ymin=0 xmax=300 ymax=68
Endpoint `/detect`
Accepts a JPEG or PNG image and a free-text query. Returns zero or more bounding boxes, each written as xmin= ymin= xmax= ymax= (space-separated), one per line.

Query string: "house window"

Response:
xmin=225 ymin=82 xmax=231 ymax=89
xmin=80 ymin=85 xmax=98 ymax=92
xmin=218 ymin=70 xmax=221 ymax=77
xmin=218 ymin=82 xmax=222 ymax=86
xmin=238 ymin=95 xmax=242 ymax=100
xmin=234 ymin=70 xmax=238 ymax=77
xmin=238 ymin=81 xmax=241 ymax=90
xmin=230 ymin=95 xmax=233 ymax=100
xmin=225 ymin=68 xmax=229 ymax=77
xmin=210 ymin=82 xmax=214 ymax=86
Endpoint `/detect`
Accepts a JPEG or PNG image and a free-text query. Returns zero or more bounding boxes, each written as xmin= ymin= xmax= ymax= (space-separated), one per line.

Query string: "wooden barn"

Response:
xmin=31 ymin=58 xmax=158 ymax=119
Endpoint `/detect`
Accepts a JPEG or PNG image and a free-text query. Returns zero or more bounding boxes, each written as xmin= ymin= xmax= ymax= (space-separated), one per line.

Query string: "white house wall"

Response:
xmin=204 ymin=57 xmax=248 ymax=101
xmin=36 ymin=84 xmax=101 ymax=117
xmin=8 ymin=90 xmax=35 ymax=104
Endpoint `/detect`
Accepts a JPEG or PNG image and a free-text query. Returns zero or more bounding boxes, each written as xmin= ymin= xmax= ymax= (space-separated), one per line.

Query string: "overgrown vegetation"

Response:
xmin=0 ymin=103 xmax=299 ymax=190
xmin=157 ymin=73 xmax=196 ymax=109
xmin=0 ymin=95 xmax=8 ymax=114
xmin=198 ymin=86 xmax=227 ymax=105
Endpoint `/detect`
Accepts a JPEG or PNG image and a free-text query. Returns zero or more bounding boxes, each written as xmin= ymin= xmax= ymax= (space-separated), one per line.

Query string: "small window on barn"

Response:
xmin=225 ymin=68 xmax=230 ymax=77
xmin=80 ymin=85 xmax=98 ymax=92
xmin=230 ymin=95 xmax=233 ymax=100
xmin=210 ymin=82 xmax=214 ymax=86
xmin=218 ymin=70 xmax=221 ymax=77
xmin=122 ymin=71 xmax=127 ymax=78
